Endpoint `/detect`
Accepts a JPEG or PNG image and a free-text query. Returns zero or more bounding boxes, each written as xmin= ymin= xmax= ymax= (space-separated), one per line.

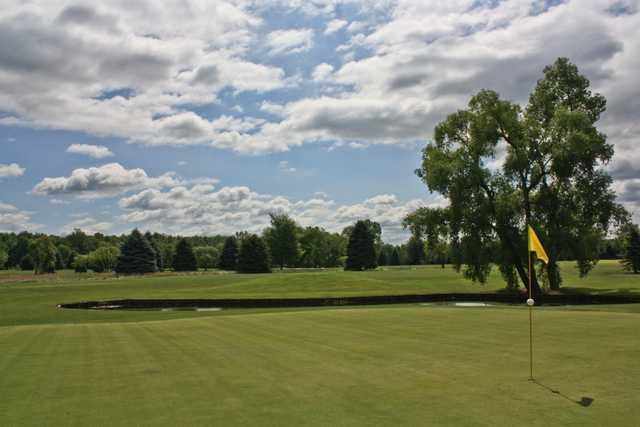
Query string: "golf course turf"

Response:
xmin=1 ymin=261 xmax=639 ymax=425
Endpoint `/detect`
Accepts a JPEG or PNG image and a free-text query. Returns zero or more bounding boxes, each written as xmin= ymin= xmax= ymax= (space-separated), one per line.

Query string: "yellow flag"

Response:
xmin=528 ymin=225 xmax=549 ymax=264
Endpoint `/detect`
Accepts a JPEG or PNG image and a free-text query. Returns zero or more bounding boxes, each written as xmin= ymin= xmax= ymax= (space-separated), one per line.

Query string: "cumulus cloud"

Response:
xmin=324 ymin=19 xmax=348 ymax=35
xmin=66 ymin=144 xmax=114 ymax=159
xmin=266 ymin=28 xmax=314 ymax=55
xmin=117 ymin=181 xmax=443 ymax=242
xmin=0 ymin=163 xmax=25 ymax=177
xmin=62 ymin=217 xmax=113 ymax=235
xmin=31 ymin=163 xmax=182 ymax=198
xmin=0 ymin=201 xmax=39 ymax=232
xmin=312 ymin=63 xmax=334 ymax=81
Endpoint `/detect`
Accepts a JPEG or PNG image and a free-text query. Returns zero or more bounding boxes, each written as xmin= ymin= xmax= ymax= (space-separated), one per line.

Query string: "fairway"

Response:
xmin=1 ymin=306 xmax=639 ymax=426
xmin=1 ymin=262 xmax=640 ymax=426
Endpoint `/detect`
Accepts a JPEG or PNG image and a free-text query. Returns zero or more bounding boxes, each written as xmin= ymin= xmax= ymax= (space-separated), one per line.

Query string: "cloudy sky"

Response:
xmin=1 ymin=0 xmax=639 ymax=242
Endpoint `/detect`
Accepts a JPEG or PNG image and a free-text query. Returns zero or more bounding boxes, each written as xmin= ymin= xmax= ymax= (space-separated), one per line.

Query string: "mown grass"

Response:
xmin=1 ymin=261 xmax=639 ymax=425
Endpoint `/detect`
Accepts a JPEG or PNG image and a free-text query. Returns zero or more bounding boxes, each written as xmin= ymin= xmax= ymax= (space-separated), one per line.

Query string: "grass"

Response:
xmin=0 ymin=261 xmax=639 ymax=425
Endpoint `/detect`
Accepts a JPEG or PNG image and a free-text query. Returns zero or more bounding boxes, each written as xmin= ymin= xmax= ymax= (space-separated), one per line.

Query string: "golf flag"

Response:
xmin=528 ymin=226 xmax=548 ymax=264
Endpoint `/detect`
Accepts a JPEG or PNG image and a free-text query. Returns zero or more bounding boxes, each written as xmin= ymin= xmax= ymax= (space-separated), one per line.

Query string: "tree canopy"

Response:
xmin=345 ymin=220 xmax=377 ymax=271
xmin=621 ymin=224 xmax=640 ymax=274
xmin=219 ymin=236 xmax=239 ymax=271
xmin=115 ymin=229 xmax=158 ymax=274
xmin=264 ymin=213 xmax=298 ymax=270
xmin=238 ymin=234 xmax=271 ymax=273
xmin=410 ymin=58 xmax=627 ymax=293
xmin=173 ymin=238 xmax=198 ymax=272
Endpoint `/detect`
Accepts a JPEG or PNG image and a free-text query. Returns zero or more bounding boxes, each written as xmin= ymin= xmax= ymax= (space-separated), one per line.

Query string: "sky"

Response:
xmin=0 ymin=0 xmax=639 ymax=243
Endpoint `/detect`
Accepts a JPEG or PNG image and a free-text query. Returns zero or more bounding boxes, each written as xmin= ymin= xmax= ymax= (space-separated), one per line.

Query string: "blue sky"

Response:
xmin=1 ymin=0 xmax=639 ymax=242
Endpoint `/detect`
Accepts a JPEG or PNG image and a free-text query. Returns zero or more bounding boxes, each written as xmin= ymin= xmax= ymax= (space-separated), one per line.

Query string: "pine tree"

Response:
xmin=621 ymin=225 xmax=640 ymax=274
xmin=145 ymin=232 xmax=164 ymax=271
xmin=173 ymin=238 xmax=198 ymax=272
xmin=219 ymin=236 xmax=238 ymax=271
xmin=115 ymin=229 xmax=157 ymax=274
xmin=406 ymin=235 xmax=425 ymax=265
xmin=390 ymin=247 xmax=401 ymax=266
xmin=377 ymin=249 xmax=388 ymax=266
xmin=345 ymin=220 xmax=377 ymax=271
xmin=237 ymin=234 xmax=271 ymax=273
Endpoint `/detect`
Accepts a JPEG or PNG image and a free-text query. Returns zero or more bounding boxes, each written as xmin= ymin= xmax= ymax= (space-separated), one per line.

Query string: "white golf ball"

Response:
xmin=526 ymin=298 xmax=535 ymax=306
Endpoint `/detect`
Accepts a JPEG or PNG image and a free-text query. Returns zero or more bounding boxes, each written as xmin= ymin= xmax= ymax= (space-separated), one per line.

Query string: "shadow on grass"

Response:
xmin=531 ymin=379 xmax=594 ymax=407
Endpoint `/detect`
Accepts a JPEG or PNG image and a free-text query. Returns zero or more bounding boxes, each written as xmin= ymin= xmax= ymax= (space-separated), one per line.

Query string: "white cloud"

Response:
xmin=0 ymin=163 xmax=25 ymax=177
xmin=278 ymin=160 xmax=297 ymax=173
xmin=260 ymin=101 xmax=286 ymax=117
xmin=266 ymin=28 xmax=314 ymax=56
xmin=324 ymin=19 xmax=348 ymax=35
xmin=62 ymin=217 xmax=112 ymax=235
xmin=66 ymin=143 xmax=114 ymax=159
xmin=0 ymin=201 xmax=39 ymax=232
xmin=312 ymin=63 xmax=334 ymax=81
xmin=31 ymin=163 xmax=182 ymax=199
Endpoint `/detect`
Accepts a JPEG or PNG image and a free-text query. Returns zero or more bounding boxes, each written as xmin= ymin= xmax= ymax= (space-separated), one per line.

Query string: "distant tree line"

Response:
xmin=0 ymin=214 xmax=448 ymax=274
xmin=0 ymin=215 xmax=637 ymax=277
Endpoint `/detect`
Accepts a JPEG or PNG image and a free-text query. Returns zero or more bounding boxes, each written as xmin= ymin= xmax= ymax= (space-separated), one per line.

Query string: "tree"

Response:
xmin=173 ymin=238 xmax=198 ymax=272
xmin=73 ymin=255 xmax=89 ymax=273
xmin=194 ymin=246 xmax=219 ymax=270
xmin=145 ymin=232 xmax=164 ymax=271
xmin=413 ymin=58 xmax=627 ymax=294
xmin=55 ymin=244 xmax=74 ymax=270
xmin=377 ymin=249 xmax=388 ymax=266
xmin=345 ymin=220 xmax=377 ymax=271
xmin=406 ymin=236 xmax=425 ymax=265
xmin=66 ymin=228 xmax=95 ymax=254
xmin=115 ymin=229 xmax=157 ymax=274
xmin=264 ymin=213 xmax=298 ymax=270
xmin=404 ymin=207 xmax=450 ymax=268
xmin=621 ymin=225 xmax=640 ymax=274
xmin=0 ymin=248 xmax=8 ymax=269
xmin=237 ymin=234 xmax=271 ymax=273
xmin=390 ymin=247 xmax=401 ymax=266
xmin=88 ymin=246 xmax=120 ymax=273
xmin=28 ymin=236 xmax=57 ymax=274
xmin=8 ymin=233 xmax=31 ymax=268
xmin=218 ymin=236 xmax=238 ymax=271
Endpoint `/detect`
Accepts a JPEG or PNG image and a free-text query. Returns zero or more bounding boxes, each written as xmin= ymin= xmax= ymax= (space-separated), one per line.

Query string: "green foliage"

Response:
xmin=55 ymin=244 xmax=74 ymax=270
xmin=621 ymin=225 xmax=640 ymax=274
xmin=8 ymin=233 xmax=31 ymax=268
xmin=194 ymin=246 xmax=219 ymax=270
xmin=390 ymin=248 xmax=401 ymax=266
xmin=345 ymin=220 xmax=377 ymax=271
xmin=414 ymin=58 xmax=628 ymax=292
xmin=298 ymin=226 xmax=346 ymax=268
xmin=0 ymin=248 xmax=8 ymax=269
xmin=377 ymin=249 xmax=388 ymax=266
xmin=73 ymin=255 xmax=89 ymax=273
xmin=218 ymin=236 xmax=238 ymax=271
xmin=173 ymin=239 xmax=198 ymax=272
xmin=264 ymin=213 xmax=298 ymax=269
xmin=28 ymin=236 xmax=57 ymax=274
xmin=406 ymin=236 xmax=425 ymax=265
xmin=88 ymin=246 xmax=120 ymax=273
xmin=237 ymin=234 xmax=271 ymax=273
xmin=115 ymin=229 xmax=158 ymax=274
xmin=145 ymin=232 xmax=164 ymax=271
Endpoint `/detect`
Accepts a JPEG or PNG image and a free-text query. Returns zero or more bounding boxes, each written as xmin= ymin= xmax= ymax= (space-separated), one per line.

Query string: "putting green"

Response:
xmin=1 ymin=306 xmax=638 ymax=426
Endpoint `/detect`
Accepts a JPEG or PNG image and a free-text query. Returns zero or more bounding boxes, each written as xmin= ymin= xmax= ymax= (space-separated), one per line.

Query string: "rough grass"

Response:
xmin=1 ymin=261 xmax=639 ymax=426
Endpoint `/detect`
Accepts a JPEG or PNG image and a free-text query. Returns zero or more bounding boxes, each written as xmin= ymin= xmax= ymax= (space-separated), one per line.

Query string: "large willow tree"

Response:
xmin=410 ymin=58 xmax=627 ymax=293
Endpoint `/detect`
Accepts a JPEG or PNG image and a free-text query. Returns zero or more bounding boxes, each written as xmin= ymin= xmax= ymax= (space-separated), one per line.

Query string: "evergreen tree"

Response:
xmin=173 ymin=238 xmax=198 ymax=271
xmin=145 ymin=232 xmax=164 ymax=271
xmin=406 ymin=236 xmax=425 ymax=265
xmin=8 ymin=233 xmax=30 ymax=268
xmin=621 ymin=225 xmax=640 ymax=274
xmin=390 ymin=247 xmax=401 ymax=266
xmin=237 ymin=234 xmax=271 ymax=273
xmin=194 ymin=246 xmax=219 ymax=270
xmin=115 ymin=229 xmax=157 ymax=274
xmin=345 ymin=220 xmax=377 ymax=271
xmin=377 ymin=249 xmax=388 ymax=266
xmin=219 ymin=236 xmax=238 ymax=270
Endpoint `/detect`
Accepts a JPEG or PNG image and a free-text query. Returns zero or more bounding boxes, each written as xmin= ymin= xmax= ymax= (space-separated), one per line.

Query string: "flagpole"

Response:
xmin=528 ymin=247 xmax=534 ymax=381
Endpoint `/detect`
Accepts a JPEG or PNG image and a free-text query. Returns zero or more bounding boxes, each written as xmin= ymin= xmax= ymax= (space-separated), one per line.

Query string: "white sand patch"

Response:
xmin=455 ymin=302 xmax=491 ymax=307
xmin=196 ymin=307 xmax=222 ymax=312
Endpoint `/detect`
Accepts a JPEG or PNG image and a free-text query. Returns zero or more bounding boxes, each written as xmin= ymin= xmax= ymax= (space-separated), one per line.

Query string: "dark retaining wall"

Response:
xmin=58 ymin=292 xmax=640 ymax=310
